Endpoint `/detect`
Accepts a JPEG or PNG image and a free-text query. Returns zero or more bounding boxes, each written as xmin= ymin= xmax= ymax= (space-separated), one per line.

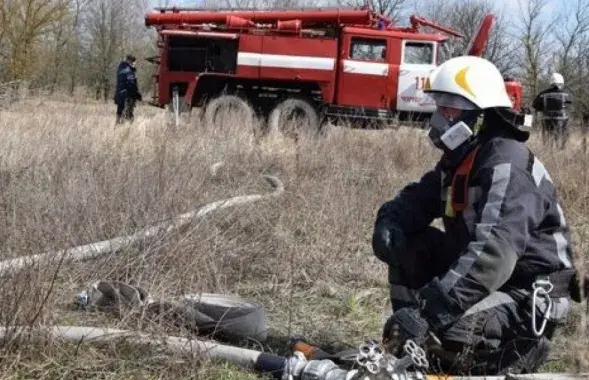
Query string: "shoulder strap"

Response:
xmin=450 ymin=146 xmax=481 ymax=214
xmin=526 ymin=147 xmax=534 ymax=174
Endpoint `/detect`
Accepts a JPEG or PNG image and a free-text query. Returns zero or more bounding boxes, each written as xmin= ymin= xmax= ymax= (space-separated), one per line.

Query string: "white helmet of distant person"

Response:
xmin=423 ymin=56 xmax=513 ymax=151
xmin=550 ymin=72 xmax=564 ymax=89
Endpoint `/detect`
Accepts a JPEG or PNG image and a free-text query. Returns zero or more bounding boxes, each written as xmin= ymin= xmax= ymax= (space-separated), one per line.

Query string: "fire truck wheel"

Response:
xmin=267 ymin=98 xmax=320 ymax=138
xmin=203 ymin=95 xmax=255 ymax=129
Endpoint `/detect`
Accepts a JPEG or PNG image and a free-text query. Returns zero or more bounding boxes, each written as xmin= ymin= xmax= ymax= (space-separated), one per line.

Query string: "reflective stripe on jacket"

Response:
xmin=375 ymin=136 xmax=574 ymax=332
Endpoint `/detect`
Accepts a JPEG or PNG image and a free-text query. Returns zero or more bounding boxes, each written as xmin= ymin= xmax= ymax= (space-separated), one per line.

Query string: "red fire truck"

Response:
xmin=143 ymin=7 xmax=523 ymax=132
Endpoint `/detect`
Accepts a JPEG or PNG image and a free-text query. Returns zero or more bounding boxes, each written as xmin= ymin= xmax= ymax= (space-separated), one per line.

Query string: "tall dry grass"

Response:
xmin=0 ymin=98 xmax=588 ymax=378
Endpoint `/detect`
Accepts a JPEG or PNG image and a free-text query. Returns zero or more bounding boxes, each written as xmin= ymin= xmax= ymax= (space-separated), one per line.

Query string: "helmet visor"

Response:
xmin=429 ymin=93 xmax=478 ymax=111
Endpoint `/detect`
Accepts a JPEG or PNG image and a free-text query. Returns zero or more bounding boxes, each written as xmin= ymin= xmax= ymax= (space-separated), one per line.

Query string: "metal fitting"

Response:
xmin=76 ymin=290 xmax=89 ymax=309
xmin=283 ymin=340 xmax=431 ymax=380
xmin=300 ymin=359 xmax=340 ymax=380
xmin=282 ymin=351 xmax=309 ymax=380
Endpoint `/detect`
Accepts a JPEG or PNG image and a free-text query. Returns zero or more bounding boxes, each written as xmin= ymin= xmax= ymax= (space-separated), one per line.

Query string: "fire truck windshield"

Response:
xmin=403 ymin=42 xmax=434 ymax=65
xmin=436 ymin=41 xmax=453 ymax=64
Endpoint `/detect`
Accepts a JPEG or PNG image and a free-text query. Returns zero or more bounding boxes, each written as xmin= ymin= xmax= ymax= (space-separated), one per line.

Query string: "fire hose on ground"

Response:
xmin=0 ymin=324 xmax=411 ymax=380
xmin=0 ymin=164 xmax=586 ymax=379
xmin=0 ymin=163 xmax=284 ymax=278
xmin=0 ymin=324 xmax=584 ymax=380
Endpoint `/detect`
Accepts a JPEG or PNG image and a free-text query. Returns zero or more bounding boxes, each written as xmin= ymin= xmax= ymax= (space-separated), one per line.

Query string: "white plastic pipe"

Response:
xmin=0 ymin=171 xmax=285 ymax=371
xmin=0 ymin=325 xmax=265 ymax=369
xmin=0 ymin=166 xmax=585 ymax=380
xmin=0 ymin=173 xmax=284 ymax=278
xmin=0 ymin=325 xmax=585 ymax=380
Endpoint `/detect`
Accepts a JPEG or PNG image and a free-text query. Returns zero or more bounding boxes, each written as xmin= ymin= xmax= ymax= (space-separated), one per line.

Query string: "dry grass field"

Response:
xmin=0 ymin=97 xmax=588 ymax=378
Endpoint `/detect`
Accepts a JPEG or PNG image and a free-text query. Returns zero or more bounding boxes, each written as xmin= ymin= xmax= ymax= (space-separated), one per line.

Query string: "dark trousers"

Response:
xmin=116 ymin=98 xmax=136 ymax=124
xmin=541 ymin=118 xmax=569 ymax=149
xmin=388 ymin=227 xmax=558 ymax=375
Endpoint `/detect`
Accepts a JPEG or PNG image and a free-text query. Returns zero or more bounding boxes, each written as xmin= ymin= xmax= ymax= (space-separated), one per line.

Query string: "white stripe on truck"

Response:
xmin=237 ymin=52 xmax=389 ymax=76
xmin=237 ymin=52 xmax=335 ymax=70
xmin=342 ymin=60 xmax=388 ymax=76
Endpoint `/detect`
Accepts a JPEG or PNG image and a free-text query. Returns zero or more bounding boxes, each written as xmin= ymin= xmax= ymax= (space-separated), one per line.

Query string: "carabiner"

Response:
xmin=531 ymin=278 xmax=553 ymax=337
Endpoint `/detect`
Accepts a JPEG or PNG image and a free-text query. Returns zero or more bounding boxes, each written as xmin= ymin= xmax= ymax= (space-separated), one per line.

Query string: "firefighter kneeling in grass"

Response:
xmin=372 ymin=56 xmax=582 ymax=375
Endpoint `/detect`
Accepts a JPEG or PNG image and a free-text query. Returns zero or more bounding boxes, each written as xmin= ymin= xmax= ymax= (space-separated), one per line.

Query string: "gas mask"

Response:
xmin=427 ymin=109 xmax=482 ymax=151
xmin=426 ymin=94 xmax=482 ymax=152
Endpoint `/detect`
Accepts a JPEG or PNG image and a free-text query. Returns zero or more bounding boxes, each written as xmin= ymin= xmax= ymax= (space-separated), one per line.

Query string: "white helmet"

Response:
xmin=423 ymin=56 xmax=512 ymax=152
xmin=550 ymin=72 xmax=564 ymax=88
xmin=424 ymin=56 xmax=513 ymax=109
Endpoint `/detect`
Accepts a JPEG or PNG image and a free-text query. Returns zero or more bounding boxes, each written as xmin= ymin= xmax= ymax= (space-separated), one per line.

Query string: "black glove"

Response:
xmin=382 ymin=307 xmax=429 ymax=356
xmin=372 ymin=219 xmax=406 ymax=264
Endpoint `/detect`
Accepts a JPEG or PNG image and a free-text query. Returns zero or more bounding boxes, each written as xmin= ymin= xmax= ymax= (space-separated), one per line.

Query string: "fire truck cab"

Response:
xmin=144 ymin=7 xmax=523 ymax=132
xmin=333 ymin=24 xmax=442 ymax=115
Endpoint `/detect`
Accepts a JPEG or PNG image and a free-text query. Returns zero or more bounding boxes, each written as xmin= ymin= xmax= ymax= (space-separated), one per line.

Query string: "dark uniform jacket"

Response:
xmin=114 ymin=61 xmax=141 ymax=104
xmin=375 ymin=117 xmax=576 ymax=333
xmin=532 ymin=84 xmax=572 ymax=119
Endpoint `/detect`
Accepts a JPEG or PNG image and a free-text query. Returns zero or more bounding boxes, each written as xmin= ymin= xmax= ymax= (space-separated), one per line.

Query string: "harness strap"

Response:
xmin=446 ymin=146 xmax=481 ymax=217
xmin=508 ymin=269 xmax=580 ymax=300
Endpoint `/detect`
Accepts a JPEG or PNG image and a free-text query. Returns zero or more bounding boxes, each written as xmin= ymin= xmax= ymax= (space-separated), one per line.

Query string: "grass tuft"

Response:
xmin=0 ymin=98 xmax=587 ymax=377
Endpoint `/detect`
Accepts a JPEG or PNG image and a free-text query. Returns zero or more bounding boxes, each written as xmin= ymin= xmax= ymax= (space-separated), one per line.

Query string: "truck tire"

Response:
xmin=267 ymin=97 xmax=320 ymax=138
xmin=203 ymin=94 xmax=255 ymax=129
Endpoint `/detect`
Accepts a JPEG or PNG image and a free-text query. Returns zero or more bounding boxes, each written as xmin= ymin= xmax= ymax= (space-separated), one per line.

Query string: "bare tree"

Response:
xmin=199 ymin=0 xmax=346 ymax=8
xmin=2 ymin=0 xmax=70 ymax=81
xmin=200 ymin=0 xmax=264 ymax=8
xmin=412 ymin=0 xmax=517 ymax=75
xmin=269 ymin=0 xmax=323 ymax=7
xmin=0 ymin=1 xmax=10 ymax=53
xmin=334 ymin=0 xmax=407 ymax=23
xmin=543 ymin=0 xmax=589 ymax=119
xmin=0 ymin=0 xmax=576 ymax=104
xmin=36 ymin=0 xmax=88 ymax=93
xmin=81 ymin=0 xmax=128 ymax=100
xmin=480 ymin=11 xmax=517 ymax=74
xmin=575 ymin=36 xmax=589 ymax=121
xmin=74 ymin=0 xmax=153 ymax=100
xmin=551 ymin=0 xmax=589 ymax=82
xmin=0 ymin=1 xmax=16 ymax=78
xmin=513 ymin=0 xmax=557 ymax=102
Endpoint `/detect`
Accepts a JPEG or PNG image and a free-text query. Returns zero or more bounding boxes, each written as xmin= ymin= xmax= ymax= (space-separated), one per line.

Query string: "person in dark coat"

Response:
xmin=114 ymin=54 xmax=142 ymax=124
xmin=532 ymin=73 xmax=572 ymax=148
xmin=372 ymin=56 xmax=580 ymax=376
